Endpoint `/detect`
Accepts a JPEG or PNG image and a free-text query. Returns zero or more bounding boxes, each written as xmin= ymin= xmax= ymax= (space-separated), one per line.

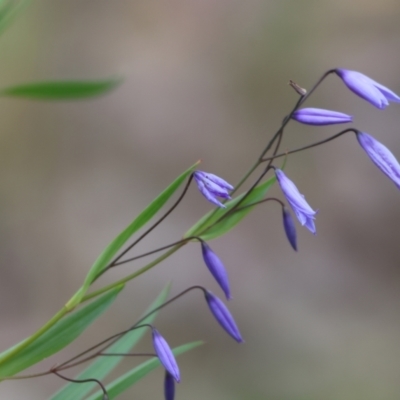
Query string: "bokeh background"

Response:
xmin=1 ymin=1 xmax=400 ymax=399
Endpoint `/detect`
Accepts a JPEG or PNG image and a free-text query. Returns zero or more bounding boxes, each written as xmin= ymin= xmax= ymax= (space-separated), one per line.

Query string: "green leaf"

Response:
xmin=0 ymin=78 xmax=121 ymax=100
xmin=185 ymin=176 xmax=276 ymax=241
xmin=0 ymin=285 xmax=123 ymax=378
xmin=82 ymin=161 xmax=199 ymax=290
xmin=0 ymin=0 xmax=30 ymax=37
xmin=86 ymin=341 xmax=203 ymax=400
xmin=50 ymin=284 xmax=171 ymax=400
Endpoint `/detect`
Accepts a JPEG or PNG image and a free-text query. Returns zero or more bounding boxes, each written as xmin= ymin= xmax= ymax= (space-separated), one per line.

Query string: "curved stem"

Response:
xmin=104 ymin=175 xmax=194 ymax=273
xmin=52 ymin=370 xmax=108 ymax=399
xmin=261 ymin=128 xmax=357 ymax=163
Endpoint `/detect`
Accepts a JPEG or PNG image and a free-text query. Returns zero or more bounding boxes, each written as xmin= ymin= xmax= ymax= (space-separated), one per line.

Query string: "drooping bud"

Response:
xmin=193 ymin=171 xmax=234 ymax=208
xmin=152 ymin=329 xmax=180 ymax=382
xmin=336 ymin=69 xmax=400 ymax=109
xmin=282 ymin=207 xmax=297 ymax=251
xmin=201 ymin=242 xmax=231 ymax=300
xmin=164 ymin=371 xmax=175 ymax=400
xmin=356 ymin=132 xmax=400 ymax=189
xmin=204 ymin=290 xmax=243 ymax=343
xmin=292 ymin=108 xmax=352 ymax=126
xmin=275 ymin=169 xmax=317 ymax=234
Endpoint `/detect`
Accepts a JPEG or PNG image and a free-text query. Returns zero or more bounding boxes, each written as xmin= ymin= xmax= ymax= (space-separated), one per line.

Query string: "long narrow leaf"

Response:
xmin=86 ymin=341 xmax=203 ymax=400
xmin=0 ymin=0 xmax=30 ymax=37
xmin=50 ymin=284 xmax=171 ymax=400
xmin=83 ymin=161 xmax=199 ymax=289
xmin=185 ymin=176 xmax=276 ymax=241
xmin=0 ymin=79 xmax=121 ymax=99
xmin=0 ymin=285 xmax=123 ymax=378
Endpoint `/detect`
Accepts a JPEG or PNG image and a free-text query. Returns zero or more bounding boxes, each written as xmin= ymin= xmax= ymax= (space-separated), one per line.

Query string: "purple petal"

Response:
xmin=282 ymin=207 xmax=297 ymax=251
xmin=164 ymin=371 xmax=175 ymax=400
xmin=205 ymin=291 xmax=243 ymax=343
xmin=356 ymin=132 xmax=400 ymax=189
xmin=336 ymin=69 xmax=395 ymax=109
xmin=275 ymin=169 xmax=317 ymax=234
xmin=152 ymin=329 xmax=180 ymax=382
xmin=204 ymin=173 xmax=234 ymax=190
xmin=292 ymin=108 xmax=352 ymax=126
xmin=195 ymin=178 xmax=226 ymax=208
xmin=201 ymin=242 xmax=231 ymax=300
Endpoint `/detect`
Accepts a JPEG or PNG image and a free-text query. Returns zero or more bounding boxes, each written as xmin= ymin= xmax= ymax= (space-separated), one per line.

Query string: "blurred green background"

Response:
xmin=1 ymin=0 xmax=400 ymax=399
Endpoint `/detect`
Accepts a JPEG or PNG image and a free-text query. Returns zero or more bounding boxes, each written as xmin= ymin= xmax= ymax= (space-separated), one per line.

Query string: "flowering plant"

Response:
xmin=1 ymin=3 xmax=400 ymax=400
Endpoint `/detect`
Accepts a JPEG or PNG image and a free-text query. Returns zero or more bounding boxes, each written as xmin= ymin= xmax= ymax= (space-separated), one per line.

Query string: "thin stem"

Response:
xmin=83 ymin=244 xmax=182 ymax=303
xmin=112 ymin=236 xmax=203 ymax=267
xmin=103 ymin=175 xmax=193 ymax=274
xmin=99 ymin=352 xmax=156 ymax=357
xmin=261 ymin=128 xmax=357 ymax=163
xmin=4 ymin=286 xmax=206 ymax=380
xmin=52 ymin=370 xmax=108 ymax=399
xmin=60 ymin=287 xmax=204 ymax=371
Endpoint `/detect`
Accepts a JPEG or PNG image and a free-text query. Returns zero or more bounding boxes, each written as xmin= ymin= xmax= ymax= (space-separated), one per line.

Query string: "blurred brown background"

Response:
xmin=1 ymin=0 xmax=400 ymax=399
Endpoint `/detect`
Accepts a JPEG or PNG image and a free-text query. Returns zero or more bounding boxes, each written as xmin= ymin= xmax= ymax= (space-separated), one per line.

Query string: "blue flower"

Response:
xmin=282 ymin=207 xmax=297 ymax=251
xmin=152 ymin=329 xmax=180 ymax=382
xmin=292 ymin=108 xmax=352 ymax=126
xmin=204 ymin=290 xmax=243 ymax=343
xmin=356 ymin=132 xmax=400 ymax=189
xmin=164 ymin=371 xmax=175 ymax=400
xmin=275 ymin=169 xmax=317 ymax=234
xmin=336 ymin=69 xmax=400 ymax=109
xmin=201 ymin=242 xmax=231 ymax=300
xmin=193 ymin=171 xmax=234 ymax=208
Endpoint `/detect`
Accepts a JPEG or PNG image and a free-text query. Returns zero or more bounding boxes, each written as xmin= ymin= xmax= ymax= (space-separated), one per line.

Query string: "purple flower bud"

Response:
xmin=282 ymin=207 xmax=297 ymax=251
xmin=164 ymin=371 xmax=175 ymax=400
xmin=275 ymin=169 xmax=317 ymax=234
xmin=204 ymin=290 xmax=243 ymax=343
xmin=336 ymin=69 xmax=400 ymax=109
xmin=193 ymin=171 xmax=234 ymax=208
xmin=152 ymin=329 xmax=180 ymax=382
xmin=356 ymin=132 xmax=400 ymax=189
xmin=292 ymin=108 xmax=352 ymax=126
xmin=201 ymin=242 xmax=231 ymax=300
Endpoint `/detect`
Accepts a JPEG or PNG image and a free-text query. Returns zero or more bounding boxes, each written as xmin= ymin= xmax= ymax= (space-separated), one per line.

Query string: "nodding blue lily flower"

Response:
xmin=356 ymin=132 xmax=400 ymax=189
xmin=275 ymin=169 xmax=317 ymax=234
xmin=164 ymin=371 xmax=175 ymax=400
xmin=204 ymin=290 xmax=243 ymax=343
xmin=336 ymin=69 xmax=400 ymax=109
xmin=201 ymin=242 xmax=231 ymax=300
xmin=282 ymin=207 xmax=297 ymax=251
xmin=193 ymin=171 xmax=234 ymax=208
xmin=152 ymin=329 xmax=180 ymax=383
xmin=292 ymin=108 xmax=352 ymax=126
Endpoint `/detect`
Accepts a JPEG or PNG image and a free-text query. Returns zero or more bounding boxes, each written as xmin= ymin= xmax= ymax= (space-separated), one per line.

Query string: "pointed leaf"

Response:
xmin=185 ymin=176 xmax=276 ymax=241
xmin=82 ymin=161 xmax=199 ymax=290
xmin=86 ymin=341 xmax=203 ymax=400
xmin=0 ymin=285 xmax=123 ymax=378
xmin=50 ymin=284 xmax=171 ymax=400
xmin=0 ymin=78 xmax=121 ymax=100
